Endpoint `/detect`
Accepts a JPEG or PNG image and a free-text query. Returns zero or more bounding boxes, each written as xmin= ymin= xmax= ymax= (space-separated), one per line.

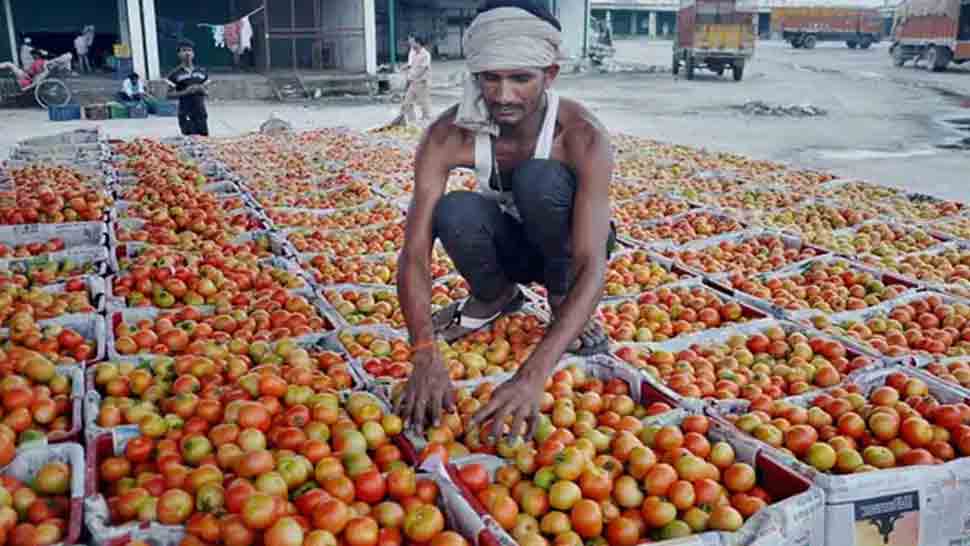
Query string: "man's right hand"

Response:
xmin=394 ymin=346 xmax=456 ymax=433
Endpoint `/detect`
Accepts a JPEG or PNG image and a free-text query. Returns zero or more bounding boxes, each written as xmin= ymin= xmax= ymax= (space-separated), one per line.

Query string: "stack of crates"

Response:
xmin=48 ymin=105 xmax=82 ymax=122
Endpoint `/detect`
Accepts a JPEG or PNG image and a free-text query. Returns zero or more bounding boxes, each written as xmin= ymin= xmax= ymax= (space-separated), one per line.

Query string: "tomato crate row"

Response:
xmin=707 ymin=365 xmax=970 ymax=546
xmin=3 ymin=126 xmax=969 ymax=546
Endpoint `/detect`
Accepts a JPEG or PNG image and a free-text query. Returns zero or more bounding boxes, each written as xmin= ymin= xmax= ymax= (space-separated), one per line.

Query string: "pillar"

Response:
xmin=649 ymin=11 xmax=657 ymax=38
xmin=118 ymin=0 xmax=130 ymax=46
xmin=364 ymin=0 xmax=377 ymax=74
xmin=388 ymin=0 xmax=397 ymax=66
xmin=141 ymin=0 xmax=160 ymax=79
xmin=3 ymin=0 xmax=16 ymax=69
xmin=126 ymin=0 xmax=147 ymax=79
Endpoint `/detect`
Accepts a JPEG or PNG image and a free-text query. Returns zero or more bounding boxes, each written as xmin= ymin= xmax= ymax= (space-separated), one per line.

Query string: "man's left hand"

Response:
xmin=469 ymin=361 xmax=549 ymax=445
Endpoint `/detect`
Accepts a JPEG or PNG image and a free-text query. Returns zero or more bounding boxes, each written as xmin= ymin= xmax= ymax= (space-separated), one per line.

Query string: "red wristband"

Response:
xmin=410 ymin=339 xmax=436 ymax=354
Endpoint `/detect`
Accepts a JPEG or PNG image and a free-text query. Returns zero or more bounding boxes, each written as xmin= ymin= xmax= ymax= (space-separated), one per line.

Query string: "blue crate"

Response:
xmin=150 ymin=101 xmax=178 ymax=117
xmin=48 ymin=104 xmax=81 ymax=122
xmin=127 ymin=102 xmax=149 ymax=119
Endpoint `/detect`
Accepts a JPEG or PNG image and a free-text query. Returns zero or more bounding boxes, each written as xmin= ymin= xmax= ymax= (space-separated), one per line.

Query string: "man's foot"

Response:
xmin=432 ymin=285 xmax=524 ymax=342
xmin=549 ymin=294 xmax=610 ymax=356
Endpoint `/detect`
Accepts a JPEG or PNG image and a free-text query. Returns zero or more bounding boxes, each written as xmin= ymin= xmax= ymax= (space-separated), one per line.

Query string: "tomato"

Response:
xmin=430 ymin=530 xmax=470 ymax=546
xmin=373 ymin=501 xmax=406 ymax=529
xmin=570 ymin=499 xmax=603 ymax=539
xmin=458 ymin=464 xmax=489 ymax=493
xmin=386 ymin=467 xmax=417 ymax=500
xmin=344 ymin=517 xmax=380 ymax=546
xmin=100 ymin=457 xmax=131 ymax=482
xmin=606 ymin=516 xmax=640 ymax=546
xmin=404 ymin=505 xmax=446 ymax=543
xmin=157 ymin=489 xmax=194 ymax=525
xmin=242 ymin=493 xmax=279 ymax=530
xmin=415 ymin=479 xmax=439 ymax=504
xmin=487 ymin=493 xmax=519 ymax=530
xmin=377 ymin=526 xmax=404 ymax=546
xmin=669 ymin=480 xmax=696 ymax=510
xmin=225 ymin=479 xmax=256 ymax=514
xmin=33 ymin=463 xmax=69 ymax=496
xmin=549 ymin=481 xmax=582 ymax=511
xmin=723 ymin=463 xmax=756 ymax=493
xmin=186 ymin=512 xmax=221 ymax=543
xmin=578 ymin=468 xmax=612 ymax=501
xmin=643 ymin=463 xmax=677 ymax=497
xmin=312 ymin=499 xmax=351 ymax=534
xmin=265 ymin=516 xmax=305 ymax=546
xmin=708 ymin=505 xmax=743 ymax=531
xmin=641 ymin=497 xmax=676 ymax=528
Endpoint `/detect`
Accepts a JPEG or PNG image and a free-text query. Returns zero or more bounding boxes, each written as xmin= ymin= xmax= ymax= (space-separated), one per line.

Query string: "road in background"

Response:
xmin=3 ymin=39 xmax=968 ymax=200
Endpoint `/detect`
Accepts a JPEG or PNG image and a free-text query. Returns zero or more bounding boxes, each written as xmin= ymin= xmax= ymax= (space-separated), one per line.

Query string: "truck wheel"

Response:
xmin=686 ymin=55 xmax=695 ymax=80
xmin=847 ymin=41 xmax=858 ymax=49
xmin=892 ymin=45 xmax=906 ymax=67
xmin=802 ymin=35 xmax=817 ymax=49
xmin=672 ymin=52 xmax=680 ymax=75
xmin=927 ymin=46 xmax=950 ymax=72
xmin=791 ymin=38 xmax=802 ymax=49
xmin=733 ymin=63 xmax=744 ymax=81
xmin=860 ymin=37 xmax=873 ymax=49
xmin=711 ymin=64 xmax=724 ymax=76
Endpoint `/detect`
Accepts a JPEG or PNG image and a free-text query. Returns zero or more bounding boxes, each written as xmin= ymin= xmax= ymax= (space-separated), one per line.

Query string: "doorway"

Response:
xmin=959 ymin=0 xmax=969 ymax=40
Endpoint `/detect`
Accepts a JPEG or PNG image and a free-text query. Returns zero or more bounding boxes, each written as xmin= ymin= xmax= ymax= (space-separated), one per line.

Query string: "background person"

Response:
xmin=401 ymin=35 xmax=432 ymax=123
xmin=167 ymin=40 xmax=210 ymax=137
xmin=119 ymin=73 xmax=147 ymax=102
xmin=74 ymin=26 xmax=95 ymax=73
xmin=19 ymin=37 xmax=34 ymax=69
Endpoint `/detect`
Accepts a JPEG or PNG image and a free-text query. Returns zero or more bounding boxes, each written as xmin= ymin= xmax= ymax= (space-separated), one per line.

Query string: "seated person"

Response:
xmin=119 ymin=73 xmax=147 ymax=102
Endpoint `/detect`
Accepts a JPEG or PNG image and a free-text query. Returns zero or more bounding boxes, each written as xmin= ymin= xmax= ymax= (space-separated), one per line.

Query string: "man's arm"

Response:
xmin=469 ymin=117 xmax=614 ymax=442
xmin=398 ymin=119 xmax=453 ymax=345
xmin=395 ymin=111 xmax=462 ymax=429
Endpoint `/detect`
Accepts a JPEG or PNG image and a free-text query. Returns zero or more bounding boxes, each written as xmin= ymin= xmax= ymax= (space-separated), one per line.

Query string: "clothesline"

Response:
xmin=197 ymin=5 xmax=264 ymax=28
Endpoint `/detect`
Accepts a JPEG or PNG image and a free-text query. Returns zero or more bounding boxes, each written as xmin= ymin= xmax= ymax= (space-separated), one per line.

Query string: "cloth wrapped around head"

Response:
xmin=455 ymin=7 xmax=562 ymax=135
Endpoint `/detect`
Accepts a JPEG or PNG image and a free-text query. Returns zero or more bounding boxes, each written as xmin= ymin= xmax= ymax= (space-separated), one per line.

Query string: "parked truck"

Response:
xmin=890 ymin=0 xmax=970 ymax=71
xmin=674 ymin=0 xmax=756 ymax=81
xmin=772 ymin=6 xmax=884 ymax=49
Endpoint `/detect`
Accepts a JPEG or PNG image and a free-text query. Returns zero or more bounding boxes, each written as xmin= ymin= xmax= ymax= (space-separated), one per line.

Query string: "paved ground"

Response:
xmin=3 ymin=39 xmax=969 ymax=201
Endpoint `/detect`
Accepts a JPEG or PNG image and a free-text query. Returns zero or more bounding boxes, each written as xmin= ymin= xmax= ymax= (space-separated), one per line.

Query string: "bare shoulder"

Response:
xmin=556 ymin=97 xmax=612 ymax=161
xmin=416 ymin=105 xmax=476 ymax=172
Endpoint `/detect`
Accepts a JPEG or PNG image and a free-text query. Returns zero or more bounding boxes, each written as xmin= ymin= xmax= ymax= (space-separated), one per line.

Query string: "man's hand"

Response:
xmin=470 ymin=363 xmax=548 ymax=445
xmin=395 ymin=347 xmax=456 ymax=432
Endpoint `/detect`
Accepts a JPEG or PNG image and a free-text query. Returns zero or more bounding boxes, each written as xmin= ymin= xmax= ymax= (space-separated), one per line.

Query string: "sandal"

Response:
xmin=566 ymin=318 xmax=610 ymax=357
xmin=433 ymin=287 xmax=526 ymax=342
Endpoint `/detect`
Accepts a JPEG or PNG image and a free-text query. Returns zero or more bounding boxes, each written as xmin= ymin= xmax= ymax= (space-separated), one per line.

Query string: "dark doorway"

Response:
xmin=959 ymin=1 xmax=969 ymax=40
xmin=20 ymin=32 xmax=119 ymax=72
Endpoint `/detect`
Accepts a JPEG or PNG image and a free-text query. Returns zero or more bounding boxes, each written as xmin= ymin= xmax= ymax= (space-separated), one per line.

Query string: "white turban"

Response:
xmin=455 ymin=7 xmax=562 ymax=135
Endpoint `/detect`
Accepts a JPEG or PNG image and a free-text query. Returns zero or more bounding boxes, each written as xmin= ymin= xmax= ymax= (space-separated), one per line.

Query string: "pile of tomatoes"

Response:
xmin=724 ymin=369 xmax=970 ymax=472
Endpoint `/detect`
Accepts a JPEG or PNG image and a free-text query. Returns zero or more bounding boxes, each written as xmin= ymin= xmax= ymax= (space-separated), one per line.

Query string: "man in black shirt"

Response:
xmin=167 ymin=40 xmax=210 ymax=136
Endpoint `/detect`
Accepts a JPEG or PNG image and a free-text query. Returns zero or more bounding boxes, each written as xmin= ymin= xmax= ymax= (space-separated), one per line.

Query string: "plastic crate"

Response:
xmin=149 ymin=100 xmax=178 ymax=117
xmin=48 ymin=104 xmax=81 ymax=122
xmin=126 ymin=102 xmax=148 ymax=119
xmin=83 ymin=104 xmax=109 ymax=121
xmin=107 ymin=102 xmax=128 ymax=119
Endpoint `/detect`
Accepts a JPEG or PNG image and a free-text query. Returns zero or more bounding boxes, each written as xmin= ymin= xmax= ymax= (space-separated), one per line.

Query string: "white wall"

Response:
xmin=323 ymin=0 xmax=368 ymax=71
xmin=558 ymin=0 xmax=590 ymax=59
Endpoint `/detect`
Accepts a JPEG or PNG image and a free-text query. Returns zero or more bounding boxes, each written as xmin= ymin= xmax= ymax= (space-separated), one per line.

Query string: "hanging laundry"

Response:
xmin=198 ymin=9 xmax=260 ymax=53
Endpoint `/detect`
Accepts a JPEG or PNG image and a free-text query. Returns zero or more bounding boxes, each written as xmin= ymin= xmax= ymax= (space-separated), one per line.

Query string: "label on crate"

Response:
xmin=112 ymin=425 xmax=141 ymax=455
xmin=13 ymin=224 xmax=41 ymax=236
xmin=849 ymin=490 xmax=921 ymax=546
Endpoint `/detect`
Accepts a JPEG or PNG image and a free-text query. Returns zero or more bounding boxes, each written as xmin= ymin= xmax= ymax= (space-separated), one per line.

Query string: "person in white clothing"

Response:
xmin=19 ymin=37 xmax=34 ymax=69
xmin=400 ymin=35 xmax=432 ymax=122
xmin=119 ymin=73 xmax=147 ymax=102
xmin=395 ymin=0 xmax=615 ymax=440
xmin=74 ymin=26 xmax=94 ymax=73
